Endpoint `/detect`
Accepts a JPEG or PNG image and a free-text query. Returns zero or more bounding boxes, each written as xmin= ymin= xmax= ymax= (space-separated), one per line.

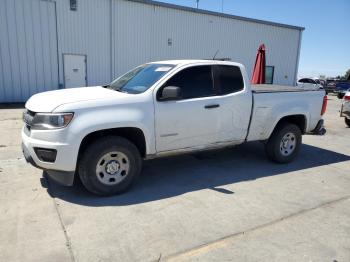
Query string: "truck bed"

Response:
xmin=246 ymin=85 xmax=325 ymax=142
xmin=252 ymin=84 xmax=321 ymax=93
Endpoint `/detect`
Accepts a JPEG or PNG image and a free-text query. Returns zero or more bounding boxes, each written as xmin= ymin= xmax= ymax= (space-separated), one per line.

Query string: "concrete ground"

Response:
xmin=0 ymin=96 xmax=349 ymax=262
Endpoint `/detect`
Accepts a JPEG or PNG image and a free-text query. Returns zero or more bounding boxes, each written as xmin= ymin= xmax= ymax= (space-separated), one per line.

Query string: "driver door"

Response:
xmin=154 ymin=65 xmax=221 ymax=152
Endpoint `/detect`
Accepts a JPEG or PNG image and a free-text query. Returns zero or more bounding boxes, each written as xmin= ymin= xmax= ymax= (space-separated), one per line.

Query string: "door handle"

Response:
xmin=204 ymin=104 xmax=220 ymax=109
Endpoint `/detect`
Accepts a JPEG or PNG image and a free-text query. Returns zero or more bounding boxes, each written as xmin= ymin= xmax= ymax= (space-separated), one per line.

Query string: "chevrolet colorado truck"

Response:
xmin=22 ymin=60 xmax=327 ymax=196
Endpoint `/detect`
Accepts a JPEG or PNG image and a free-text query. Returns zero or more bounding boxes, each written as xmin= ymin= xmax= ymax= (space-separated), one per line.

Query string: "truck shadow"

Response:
xmin=45 ymin=142 xmax=350 ymax=206
xmin=0 ymin=103 xmax=25 ymax=109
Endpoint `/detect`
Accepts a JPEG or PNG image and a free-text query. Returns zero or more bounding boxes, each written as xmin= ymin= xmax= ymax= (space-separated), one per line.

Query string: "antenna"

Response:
xmin=213 ymin=50 xmax=219 ymax=60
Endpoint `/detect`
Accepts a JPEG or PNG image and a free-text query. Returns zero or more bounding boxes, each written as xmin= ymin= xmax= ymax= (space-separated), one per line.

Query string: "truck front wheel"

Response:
xmin=78 ymin=136 xmax=142 ymax=196
xmin=265 ymin=123 xmax=302 ymax=163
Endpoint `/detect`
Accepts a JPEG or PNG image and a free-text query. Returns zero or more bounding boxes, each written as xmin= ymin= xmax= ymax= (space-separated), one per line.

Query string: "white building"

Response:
xmin=0 ymin=0 xmax=304 ymax=103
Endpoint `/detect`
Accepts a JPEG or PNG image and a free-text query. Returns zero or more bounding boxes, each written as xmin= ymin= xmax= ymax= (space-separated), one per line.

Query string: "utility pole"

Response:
xmin=221 ymin=0 xmax=224 ymax=12
xmin=196 ymin=0 xmax=199 ymax=9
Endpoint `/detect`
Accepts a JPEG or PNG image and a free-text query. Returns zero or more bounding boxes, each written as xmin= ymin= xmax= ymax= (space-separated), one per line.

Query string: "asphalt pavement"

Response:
xmin=0 ymin=95 xmax=349 ymax=262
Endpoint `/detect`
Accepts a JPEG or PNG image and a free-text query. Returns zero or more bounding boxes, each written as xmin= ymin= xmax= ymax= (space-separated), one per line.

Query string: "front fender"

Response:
xmin=70 ymin=107 xmax=154 ymax=154
xmin=52 ymin=97 xmax=156 ymax=170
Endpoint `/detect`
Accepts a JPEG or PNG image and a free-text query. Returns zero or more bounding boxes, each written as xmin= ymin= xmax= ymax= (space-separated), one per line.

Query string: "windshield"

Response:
xmin=107 ymin=63 xmax=175 ymax=94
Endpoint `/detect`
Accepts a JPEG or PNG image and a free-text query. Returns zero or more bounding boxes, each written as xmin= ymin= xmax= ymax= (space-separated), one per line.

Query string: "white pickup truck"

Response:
xmin=22 ymin=60 xmax=327 ymax=196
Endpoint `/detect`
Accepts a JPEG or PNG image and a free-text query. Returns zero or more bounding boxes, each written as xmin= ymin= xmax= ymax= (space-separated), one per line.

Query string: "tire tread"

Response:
xmin=265 ymin=122 xmax=302 ymax=163
xmin=78 ymin=136 xmax=142 ymax=196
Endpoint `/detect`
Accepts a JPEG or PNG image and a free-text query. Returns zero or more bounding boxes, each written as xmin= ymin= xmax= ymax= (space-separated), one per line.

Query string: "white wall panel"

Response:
xmin=112 ymin=0 xmax=153 ymax=77
xmin=0 ymin=0 xmax=13 ymax=102
xmin=113 ymin=1 xmax=301 ymax=86
xmin=55 ymin=0 xmax=111 ymax=87
xmin=0 ymin=0 xmax=302 ymax=102
xmin=0 ymin=0 xmax=58 ymax=102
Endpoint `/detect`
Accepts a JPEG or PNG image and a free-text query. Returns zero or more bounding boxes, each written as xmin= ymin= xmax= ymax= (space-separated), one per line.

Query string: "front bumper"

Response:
xmin=22 ymin=142 xmax=40 ymax=169
xmin=21 ymin=127 xmax=76 ymax=186
xmin=22 ymin=142 xmax=75 ymax=186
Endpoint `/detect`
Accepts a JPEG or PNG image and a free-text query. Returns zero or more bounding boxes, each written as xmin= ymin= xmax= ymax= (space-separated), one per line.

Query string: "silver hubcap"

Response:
xmin=280 ymin=132 xmax=296 ymax=156
xmin=96 ymin=151 xmax=130 ymax=185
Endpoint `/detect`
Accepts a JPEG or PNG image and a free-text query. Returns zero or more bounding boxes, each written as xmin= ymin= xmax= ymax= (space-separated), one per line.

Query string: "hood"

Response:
xmin=25 ymin=86 xmax=126 ymax=112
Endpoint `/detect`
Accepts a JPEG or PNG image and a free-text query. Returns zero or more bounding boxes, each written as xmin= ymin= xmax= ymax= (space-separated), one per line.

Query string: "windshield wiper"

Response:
xmin=102 ymin=84 xmax=124 ymax=92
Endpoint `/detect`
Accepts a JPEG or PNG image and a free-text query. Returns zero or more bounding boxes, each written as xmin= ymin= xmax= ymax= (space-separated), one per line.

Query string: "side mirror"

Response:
xmin=160 ymin=86 xmax=182 ymax=101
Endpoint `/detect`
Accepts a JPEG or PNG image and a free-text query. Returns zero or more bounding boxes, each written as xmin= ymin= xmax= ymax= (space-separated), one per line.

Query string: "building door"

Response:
xmin=63 ymin=54 xmax=87 ymax=88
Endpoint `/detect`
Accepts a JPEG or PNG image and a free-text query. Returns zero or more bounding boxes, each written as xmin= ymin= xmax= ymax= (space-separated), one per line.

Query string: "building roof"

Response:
xmin=128 ymin=0 xmax=305 ymax=31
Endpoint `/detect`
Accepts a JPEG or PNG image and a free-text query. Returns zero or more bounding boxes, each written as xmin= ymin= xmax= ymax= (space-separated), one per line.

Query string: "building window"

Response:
xmin=265 ymin=66 xmax=274 ymax=84
xmin=70 ymin=0 xmax=77 ymax=11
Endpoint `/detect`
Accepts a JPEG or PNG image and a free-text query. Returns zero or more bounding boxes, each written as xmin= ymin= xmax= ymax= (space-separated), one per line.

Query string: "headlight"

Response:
xmin=31 ymin=113 xmax=74 ymax=130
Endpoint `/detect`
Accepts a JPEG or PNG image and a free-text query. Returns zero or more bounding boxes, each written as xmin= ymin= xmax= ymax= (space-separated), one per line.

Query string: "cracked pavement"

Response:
xmin=0 ymin=96 xmax=349 ymax=262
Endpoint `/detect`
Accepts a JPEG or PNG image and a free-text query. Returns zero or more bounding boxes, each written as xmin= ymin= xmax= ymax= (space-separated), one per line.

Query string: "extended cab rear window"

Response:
xmin=214 ymin=65 xmax=244 ymax=95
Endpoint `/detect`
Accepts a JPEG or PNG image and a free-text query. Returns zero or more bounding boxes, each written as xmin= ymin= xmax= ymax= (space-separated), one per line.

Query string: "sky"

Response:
xmin=159 ymin=0 xmax=350 ymax=78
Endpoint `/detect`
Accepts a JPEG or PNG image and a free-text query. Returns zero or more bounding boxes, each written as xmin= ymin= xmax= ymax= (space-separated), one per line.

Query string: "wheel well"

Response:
xmin=276 ymin=115 xmax=307 ymax=133
xmin=78 ymin=127 xmax=146 ymax=158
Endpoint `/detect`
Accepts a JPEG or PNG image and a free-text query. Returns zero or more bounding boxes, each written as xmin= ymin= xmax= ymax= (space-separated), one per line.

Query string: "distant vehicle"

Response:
xmin=335 ymin=77 xmax=350 ymax=99
xmin=297 ymin=78 xmax=323 ymax=90
xmin=317 ymin=79 xmax=326 ymax=87
xmin=325 ymin=79 xmax=338 ymax=94
xmin=340 ymin=90 xmax=350 ymax=127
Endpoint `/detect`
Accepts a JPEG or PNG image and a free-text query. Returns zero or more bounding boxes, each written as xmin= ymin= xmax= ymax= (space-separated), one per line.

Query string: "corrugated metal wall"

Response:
xmin=55 ymin=0 xmax=111 ymax=88
xmin=0 ymin=0 xmax=58 ymax=102
xmin=0 ymin=0 xmax=302 ymax=103
xmin=112 ymin=0 xmax=301 ymax=85
xmin=113 ymin=0 xmax=154 ymax=77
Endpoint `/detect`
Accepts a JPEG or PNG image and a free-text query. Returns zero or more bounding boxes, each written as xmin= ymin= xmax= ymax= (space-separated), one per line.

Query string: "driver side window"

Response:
xmin=158 ymin=65 xmax=215 ymax=100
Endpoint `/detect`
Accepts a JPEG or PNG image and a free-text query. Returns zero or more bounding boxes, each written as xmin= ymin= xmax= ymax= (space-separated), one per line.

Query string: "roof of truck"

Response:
xmin=150 ymin=59 xmax=242 ymax=66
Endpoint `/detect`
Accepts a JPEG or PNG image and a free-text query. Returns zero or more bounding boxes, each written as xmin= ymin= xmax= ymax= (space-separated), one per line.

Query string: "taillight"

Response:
xmin=321 ymin=95 xmax=327 ymax=115
xmin=344 ymin=95 xmax=350 ymax=101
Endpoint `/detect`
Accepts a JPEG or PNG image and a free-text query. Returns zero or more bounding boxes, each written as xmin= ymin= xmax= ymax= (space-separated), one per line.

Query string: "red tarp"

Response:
xmin=251 ymin=44 xmax=266 ymax=84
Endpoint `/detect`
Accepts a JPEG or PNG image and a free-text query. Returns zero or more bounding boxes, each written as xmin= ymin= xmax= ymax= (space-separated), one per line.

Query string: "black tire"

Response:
xmin=337 ymin=93 xmax=344 ymax=99
xmin=265 ymin=122 xmax=302 ymax=163
xmin=78 ymin=136 xmax=142 ymax=196
xmin=345 ymin=118 xmax=350 ymax=127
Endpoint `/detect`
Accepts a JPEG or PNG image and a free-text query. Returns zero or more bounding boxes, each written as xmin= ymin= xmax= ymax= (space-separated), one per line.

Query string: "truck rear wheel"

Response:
xmin=345 ymin=118 xmax=350 ymax=127
xmin=78 ymin=136 xmax=142 ymax=196
xmin=337 ymin=93 xmax=344 ymax=99
xmin=265 ymin=122 xmax=302 ymax=163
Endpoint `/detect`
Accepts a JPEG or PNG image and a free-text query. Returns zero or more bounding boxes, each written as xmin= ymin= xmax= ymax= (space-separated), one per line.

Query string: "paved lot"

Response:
xmin=0 ymin=96 xmax=349 ymax=262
